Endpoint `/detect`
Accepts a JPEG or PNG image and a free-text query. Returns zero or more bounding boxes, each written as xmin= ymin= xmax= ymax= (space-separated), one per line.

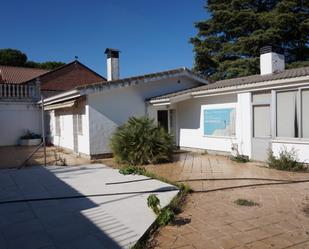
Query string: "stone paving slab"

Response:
xmin=152 ymin=183 xmax=309 ymax=249
xmin=146 ymin=153 xmax=309 ymax=191
xmin=0 ymin=164 xmax=178 ymax=249
xmin=143 ymin=153 xmax=309 ymax=249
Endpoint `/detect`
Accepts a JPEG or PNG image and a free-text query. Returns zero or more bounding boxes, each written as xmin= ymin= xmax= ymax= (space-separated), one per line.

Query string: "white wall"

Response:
xmin=49 ymin=100 xmax=90 ymax=155
xmin=272 ymin=141 xmax=309 ymax=163
xmin=176 ymin=94 xmax=237 ymax=154
xmin=0 ymin=101 xmax=41 ymax=146
xmin=88 ymin=76 xmax=200 ymax=155
xmin=149 ymin=92 xmax=252 ymax=157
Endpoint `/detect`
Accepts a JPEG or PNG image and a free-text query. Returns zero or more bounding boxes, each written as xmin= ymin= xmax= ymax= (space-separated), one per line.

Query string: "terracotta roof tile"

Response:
xmin=0 ymin=65 xmax=49 ymax=84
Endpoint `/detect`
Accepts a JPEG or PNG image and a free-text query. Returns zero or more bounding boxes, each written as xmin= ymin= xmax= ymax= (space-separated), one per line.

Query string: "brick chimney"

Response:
xmin=105 ymin=48 xmax=120 ymax=81
xmin=260 ymin=46 xmax=285 ymax=75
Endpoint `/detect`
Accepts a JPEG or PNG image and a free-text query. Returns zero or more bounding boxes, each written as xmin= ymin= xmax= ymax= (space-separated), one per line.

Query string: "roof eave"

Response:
xmin=148 ymin=75 xmax=309 ymax=105
xmin=39 ymin=89 xmax=81 ymax=106
xmin=191 ymin=75 xmax=309 ymax=97
xmin=78 ymin=68 xmax=208 ymax=95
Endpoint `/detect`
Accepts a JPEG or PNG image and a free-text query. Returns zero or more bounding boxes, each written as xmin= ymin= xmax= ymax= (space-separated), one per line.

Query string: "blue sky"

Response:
xmin=1 ymin=0 xmax=208 ymax=78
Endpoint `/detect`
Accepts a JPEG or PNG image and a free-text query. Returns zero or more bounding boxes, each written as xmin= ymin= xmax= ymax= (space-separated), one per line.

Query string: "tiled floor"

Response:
xmin=144 ymin=153 xmax=309 ymax=249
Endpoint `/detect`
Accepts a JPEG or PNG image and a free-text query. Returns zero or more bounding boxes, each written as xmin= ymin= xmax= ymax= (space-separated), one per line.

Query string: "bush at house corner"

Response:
xmin=110 ymin=116 xmax=175 ymax=166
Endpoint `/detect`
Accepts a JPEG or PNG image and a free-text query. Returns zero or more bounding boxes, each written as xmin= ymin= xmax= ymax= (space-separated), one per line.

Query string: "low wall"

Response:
xmin=272 ymin=140 xmax=309 ymax=163
xmin=0 ymin=101 xmax=41 ymax=146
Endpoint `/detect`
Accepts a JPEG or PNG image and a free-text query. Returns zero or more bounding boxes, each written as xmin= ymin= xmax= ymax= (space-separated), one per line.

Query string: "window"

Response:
xmin=302 ymin=89 xmax=309 ymax=138
xmin=203 ymin=108 xmax=236 ymax=137
xmin=276 ymin=91 xmax=298 ymax=138
xmin=253 ymin=105 xmax=271 ymax=137
xmin=55 ymin=115 xmax=61 ymax=136
xmin=77 ymin=114 xmax=83 ymax=135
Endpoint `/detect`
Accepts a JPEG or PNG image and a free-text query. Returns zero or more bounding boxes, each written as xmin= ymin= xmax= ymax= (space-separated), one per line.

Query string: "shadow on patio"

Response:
xmin=0 ymin=165 xmax=178 ymax=249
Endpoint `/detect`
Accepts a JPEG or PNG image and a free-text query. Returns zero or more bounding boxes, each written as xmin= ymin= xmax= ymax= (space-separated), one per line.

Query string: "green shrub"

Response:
xmin=157 ymin=208 xmax=175 ymax=226
xmin=234 ymin=199 xmax=259 ymax=206
xmin=110 ymin=116 xmax=175 ymax=165
xmin=147 ymin=194 xmax=161 ymax=215
xmin=267 ymin=147 xmax=305 ymax=171
xmin=230 ymin=154 xmax=249 ymax=163
xmin=119 ymin=166 xmax=146 ymax=175
xmin=20 ymin=130 xmax=41 ymax=139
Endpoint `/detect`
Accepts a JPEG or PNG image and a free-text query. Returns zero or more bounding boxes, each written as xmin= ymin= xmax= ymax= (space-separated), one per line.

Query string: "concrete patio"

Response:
xmin=0 ymin=164 xmax=178 ymax=249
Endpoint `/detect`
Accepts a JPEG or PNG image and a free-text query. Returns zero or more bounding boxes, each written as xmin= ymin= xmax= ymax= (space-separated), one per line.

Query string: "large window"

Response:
xmin=276 ymin=89 xmax=309 ymax=139
xmin=276 ymin=91 xmax=298 ymax=138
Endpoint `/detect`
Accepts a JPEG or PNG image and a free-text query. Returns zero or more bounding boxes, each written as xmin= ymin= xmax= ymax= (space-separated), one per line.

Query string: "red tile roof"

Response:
xmin=0 ymin=65 xmax=49 ymax=84
xmin=32 ymin=61 xmax=106 ymax=91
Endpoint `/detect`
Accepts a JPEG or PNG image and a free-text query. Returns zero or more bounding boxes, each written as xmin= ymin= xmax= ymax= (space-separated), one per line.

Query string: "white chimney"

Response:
xmin=260 ymin=46 xmax=285 ymax=75
xmin=105 ymin=48 xmax=120 ymax=81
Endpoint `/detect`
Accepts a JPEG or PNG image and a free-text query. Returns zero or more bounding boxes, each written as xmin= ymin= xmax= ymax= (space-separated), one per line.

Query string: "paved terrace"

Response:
xmin=143 ymin=153 xmax=309 ymax=249
xmin=0 ymin=165 xmax=178 ymax=249
xmin=146 ymin=153 xmax=309 ymax=191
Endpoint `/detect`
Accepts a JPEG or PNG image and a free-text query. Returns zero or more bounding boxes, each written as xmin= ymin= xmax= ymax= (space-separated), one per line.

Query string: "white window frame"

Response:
xmin=274 ymin=86 xmax=309 ymax=141
xmin=251 ymin=91 xmax=271 ymax=139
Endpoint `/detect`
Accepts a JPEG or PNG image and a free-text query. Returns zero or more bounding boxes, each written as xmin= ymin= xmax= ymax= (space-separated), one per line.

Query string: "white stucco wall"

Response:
xmin=88 ymin=76 xmax=201 ymax=155
xmin=0 ymin=101 xmax=41 ymax=146
xmin=272 ymin=141 xmax=309 ymax=163
xmin=148 ymin=92 xmax=252 ymax=157
xmin=49 ymin=100 xmax=90 ymax=155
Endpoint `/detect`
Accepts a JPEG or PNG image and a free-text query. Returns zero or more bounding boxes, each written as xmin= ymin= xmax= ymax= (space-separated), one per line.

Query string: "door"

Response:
xmin=73 ymin=114 xmax=79 ymax=154
xmin=157 ymin=110 xmax=169 ymax=131
xmin=251 ymin=105 xmax=271 ymax=161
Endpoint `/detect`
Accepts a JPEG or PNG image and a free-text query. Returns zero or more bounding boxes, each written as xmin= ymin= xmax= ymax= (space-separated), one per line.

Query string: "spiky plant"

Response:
xmin=110 ymin=116 xmax=175 ymax=165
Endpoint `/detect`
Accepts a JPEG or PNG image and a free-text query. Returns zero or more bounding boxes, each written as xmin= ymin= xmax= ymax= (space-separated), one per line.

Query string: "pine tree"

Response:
xmin=191 ymin=0 xmax=309 ymax=81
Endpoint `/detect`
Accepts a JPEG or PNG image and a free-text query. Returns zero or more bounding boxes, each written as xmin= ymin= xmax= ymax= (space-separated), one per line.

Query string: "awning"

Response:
xmin=44 ymin=100 xmax=76 ymax=110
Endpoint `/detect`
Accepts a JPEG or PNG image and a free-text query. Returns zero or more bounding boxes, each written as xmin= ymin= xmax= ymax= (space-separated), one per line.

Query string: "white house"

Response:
xmin=43 ymin=46 xmax=309 ymax=163
xmin=148 ymin=46 xmax=309 ymax=162
xmin=43 ymin=48 xmax=207 ymax=158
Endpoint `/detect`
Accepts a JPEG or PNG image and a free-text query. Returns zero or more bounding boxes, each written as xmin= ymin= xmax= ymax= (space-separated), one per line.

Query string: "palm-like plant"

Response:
xmin=110 ymin=116 xmax=175 ymax=165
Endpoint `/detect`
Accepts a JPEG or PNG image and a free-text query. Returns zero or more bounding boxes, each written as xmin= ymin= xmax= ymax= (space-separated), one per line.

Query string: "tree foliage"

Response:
xmin=0 ymin=49 xmax=27 ymax=67
xmin=0 ymin=48 xmax=65 ymax=70
xmin=191 ymin=0 xmax=309 ymax=81
xmin=110 ymin=116 xmax=175 ymax=166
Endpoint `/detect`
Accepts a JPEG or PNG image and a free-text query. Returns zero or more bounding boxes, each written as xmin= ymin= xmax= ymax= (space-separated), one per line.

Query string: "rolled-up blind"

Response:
xmin=302 ymin=90 xmax=309 ymax=138
xmin=276 ymin=91 xmax=298 ymax=138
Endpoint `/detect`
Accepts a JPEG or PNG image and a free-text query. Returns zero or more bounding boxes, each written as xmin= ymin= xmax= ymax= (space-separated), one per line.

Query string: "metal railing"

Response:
xmin=0 ymin=83 xmax=40 ymax=100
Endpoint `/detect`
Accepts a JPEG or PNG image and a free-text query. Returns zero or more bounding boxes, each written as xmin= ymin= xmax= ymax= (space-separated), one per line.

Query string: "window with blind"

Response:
xmin=55 ymin=116 xmax=61 ymax=136
xmin=276 ymin=91 xmax=298 ymax=138
xmin=77 ymin=114 xmax=83 ymax=135
xmin=302 ymin=90 xmax=309 ymax=138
